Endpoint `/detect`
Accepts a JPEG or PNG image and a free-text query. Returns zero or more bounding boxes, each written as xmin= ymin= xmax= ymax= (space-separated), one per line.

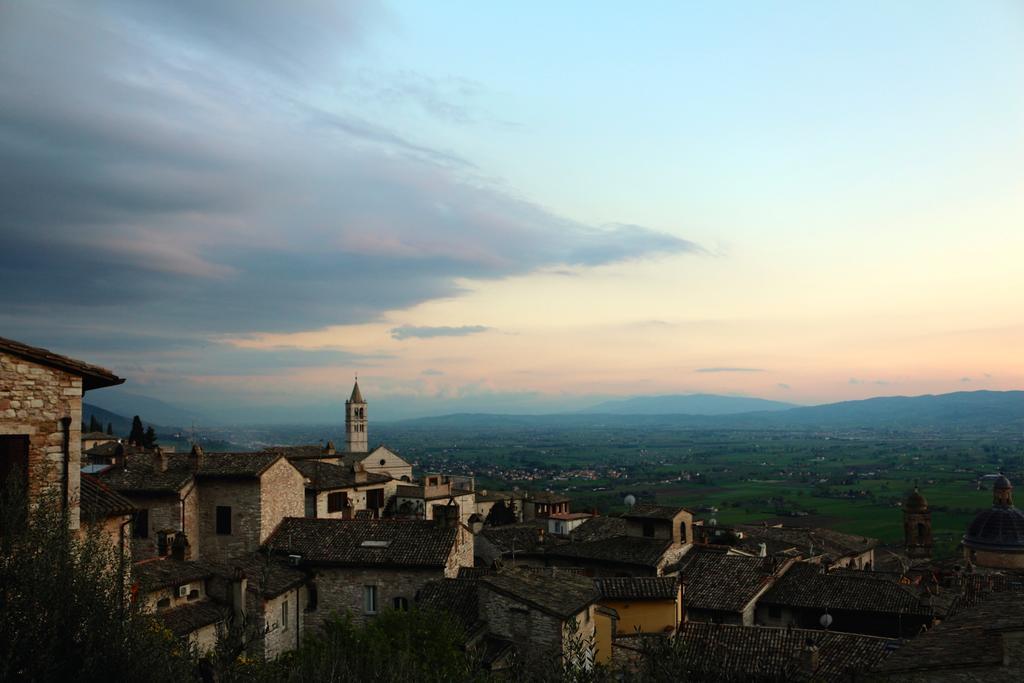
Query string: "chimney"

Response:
xmin=436 ymin=503 xmax=460 ymax=529
xmin=189 ymin=444 xmax=204 ymax=470
xmin=798 ymin=640 xmax=820 ymax=675
xmin=758 ymin=542 xmax=768 ymax=558
xmin=354 ymin=460 xmax=367 ymax=483
xmin=171 ymin=532 xmax=190 ymax=561
xmin=230 ymin=568 xmax=248 ymax=622
xmin=152 ymin=446 xmax=168 ymax=472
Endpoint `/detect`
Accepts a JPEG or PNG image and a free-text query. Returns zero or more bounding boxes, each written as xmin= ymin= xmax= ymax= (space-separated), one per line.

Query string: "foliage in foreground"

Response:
xmin=0 ymin=490 xmax=195 ymax=682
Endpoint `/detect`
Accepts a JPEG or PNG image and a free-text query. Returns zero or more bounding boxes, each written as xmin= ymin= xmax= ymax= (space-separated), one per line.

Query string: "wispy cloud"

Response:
xmin=696 ymin=367 xmax=765 ymax=373
xmin=777 ymin=383 xmax=791 ymax=390
xmin=420 ymin=368 xmax=445 ymax=376
xmin=391 ymin=325 xmax=490 ymax=340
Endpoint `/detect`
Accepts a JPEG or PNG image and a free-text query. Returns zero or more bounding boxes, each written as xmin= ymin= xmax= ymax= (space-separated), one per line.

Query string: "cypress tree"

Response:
xmin=128 ymin=416 xmax=144 ymax=446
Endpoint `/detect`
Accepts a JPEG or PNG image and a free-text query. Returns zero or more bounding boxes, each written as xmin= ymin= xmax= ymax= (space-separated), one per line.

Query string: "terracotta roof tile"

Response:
xmin=594 ymin=576 xmax=679 ymax=601
xmin=479 ymin=569 xmax=597 ymax=618
xmin=0 ymin=336 xmax=124 ymax=390
xmin=676 ymin=547 xmax=781 ymax=612
xmin=760 ymin=563 xmax=932 ymax=616
xmin=156 ymin=601 xmax=228 ymax=637
xmin=80 ymin=473 xmax=134 ymax=519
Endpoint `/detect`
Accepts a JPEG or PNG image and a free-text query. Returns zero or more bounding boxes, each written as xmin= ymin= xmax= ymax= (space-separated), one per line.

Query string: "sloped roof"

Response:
xmin=619 ymin=622 xmax=893 ymax=680
xmin=348 ymin=380 xmax=364 ymax=403
xmin=134 ymin=559 xmax=214 ymax=591
xmin=676 ymin=547 xmax=780 ymax=613
xmin=156 ymin=601 xmax=228 ymax=637
xmin=878 ymin=592 xmax=1024 ymax=674
xmin=570 ymin=515 xmax=627 ymax=543
xmin=594 ymin=576 xmax=679 ymax=601
xmin=623 ymin=504 xmax=689 ymax=520
xmin=80 ymin=473 xmax=134 ymax=519
xmin=417 ymin=579 xmax=483 ymax=636
xmin=100 ymin=451 xmax=286 ymax=493
xmin=0 ymin=336 xmax=124 ymax=391
xmin=479 ymin=569 xmax=597 ymax=619
xmin=289 ymin=458 xmax=390 ymax=491
xmin=546 ymin=535 xmax=673 ymax=568
xmin=205 ymin=554 xmax=306 ymax=599
xmin=759 ymin=562 xmax=931 ymax=616
xmin=480 ymin=522 xmax=562 ymax=555
xmin=265 ymin=517 xmax=458 ymax=568
xmin=733 ymin=523 xmax=878 ymax=560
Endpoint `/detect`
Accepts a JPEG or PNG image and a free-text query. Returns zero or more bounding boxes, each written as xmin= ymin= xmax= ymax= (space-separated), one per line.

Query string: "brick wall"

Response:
xmin=259 ymin=459 xmax=304 ymax=543
xmin=0 ymin=351 xmax=82 ymax=529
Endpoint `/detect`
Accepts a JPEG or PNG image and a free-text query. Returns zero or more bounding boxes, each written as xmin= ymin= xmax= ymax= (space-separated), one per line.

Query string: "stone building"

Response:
xmin=962 ymin=474 xmax=1024 ymax=569
xmin=265 ymin=513 xmax=474 ymax=630
xmin=547 ymin=512 xmax=594 ymax=536
xmin=134 ymin=559 xmax=230 ymax=654
xmin=545 ymin=505 xmax=691 ymax=576
xmin=79 ymin=473 xmax=135 ymax=554
xmin=81 ymin=430 xmax=119 ymax=451
xmin=903 ymin=486 xmax=934 ymax=562
xmin=394 ymin=473 xmax=476 ymax=525
xmin=0 ymin=336 xmax=123 ymax=531
xmin=675 ymin=546 xmax=791 ymax=625
xmin=100 ymin=446 xmax=305 ymax=563
xmin=524 ymin=491 xmax=572 ymax=519
xmin=340 ymin=445 xmax=413 ymax=482
xmin=477 ymin=569 xmax=613 ymax=666
xmin=755 ymin=562 xmax=934 ymax=638
xmin=730 ymin=523 xmax=878 ymax=570
xmin=288 ymin=457 xmax=396 ymax=520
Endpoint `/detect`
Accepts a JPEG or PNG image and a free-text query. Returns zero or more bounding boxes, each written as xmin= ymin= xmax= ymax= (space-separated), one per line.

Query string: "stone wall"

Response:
xmin=478 ymin=587 xmax=564 ymax=657
xmin=198 ymin=479 xmax=262 ymax=562
xmin=446 ymin=525 xmax=474 ymax=577
xmin=125 ymin=491 xmax=182 ymax=561
xmin=363 ymin=446 xmax=412 ymax=481
xmin=258 ymin=587 xmax=305 ymax=659
xmin=0 ymin=351 xmax=82 ymax=529
xmin=308 ymin=566 xmax=441 ymax=630
xmin=258 ymin=458 xmax=304 ymax=543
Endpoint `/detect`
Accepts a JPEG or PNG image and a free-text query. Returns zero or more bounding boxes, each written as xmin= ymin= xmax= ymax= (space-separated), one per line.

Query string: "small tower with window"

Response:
xmin=345 ymin=379 xmax=368 ymax=454
xmin=903 ymin=485 xmax=933 ymax=561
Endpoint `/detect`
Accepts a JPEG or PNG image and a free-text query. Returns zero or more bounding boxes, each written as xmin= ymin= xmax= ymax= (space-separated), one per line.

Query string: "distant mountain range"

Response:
xmin=83 ymin=389 xmax=205 ymax=431
xmin=581 ymin=393 xmax=795 ymax=415
xmin=394 ymin=390 xmax=1024 ymax=433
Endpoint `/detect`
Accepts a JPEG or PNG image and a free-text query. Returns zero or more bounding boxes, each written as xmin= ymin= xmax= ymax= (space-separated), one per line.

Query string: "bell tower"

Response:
xmin=345 ymin=378 xmax=368 ymax=454
xmin=903 ymin=485 xmax=933 ymax=561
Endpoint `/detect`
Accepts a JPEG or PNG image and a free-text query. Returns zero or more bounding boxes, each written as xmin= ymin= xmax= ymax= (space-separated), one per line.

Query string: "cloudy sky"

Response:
xmin=2 ymin=1 xmax=1022 ymax=421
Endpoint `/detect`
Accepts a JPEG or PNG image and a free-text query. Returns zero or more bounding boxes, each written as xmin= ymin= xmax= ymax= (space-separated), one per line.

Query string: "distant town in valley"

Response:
xmin=4 ymin=335 xmax=1024 ymax=680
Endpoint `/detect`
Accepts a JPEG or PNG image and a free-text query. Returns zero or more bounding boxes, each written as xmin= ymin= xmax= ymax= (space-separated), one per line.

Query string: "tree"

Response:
xmin=485 ymin=499 xmax=517 ymax=526
xmin=88 ymin=415 xmax=103 ymax=433
xmin=0 ymin=486 xmax=195 ymax=682
xmin=107 ymin=422 xmax=114 ymax=435
xmin=128 ymin=416 xmax=145 ymax=447
xmin=143 ymin=426 xmax=158 ymax=449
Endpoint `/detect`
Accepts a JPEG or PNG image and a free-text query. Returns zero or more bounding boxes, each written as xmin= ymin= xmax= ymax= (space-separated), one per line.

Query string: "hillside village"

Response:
xmin=4 ymin=335 xmax=1024 ymax=680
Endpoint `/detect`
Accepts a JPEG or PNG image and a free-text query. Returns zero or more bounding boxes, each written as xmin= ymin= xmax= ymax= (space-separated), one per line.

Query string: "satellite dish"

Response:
xmin=819 ymin=613 xmax=833 ymax=629
xmin=623 ymin=494 xmax=636 ymax=507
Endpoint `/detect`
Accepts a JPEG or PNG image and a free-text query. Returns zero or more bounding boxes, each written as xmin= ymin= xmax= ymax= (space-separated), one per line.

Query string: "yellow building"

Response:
xmin=595 ymin=576 xmax=682 ymax=635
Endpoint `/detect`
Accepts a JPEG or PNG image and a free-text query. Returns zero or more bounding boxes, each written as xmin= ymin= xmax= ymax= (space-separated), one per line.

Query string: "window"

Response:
xmin=187 ymin=589 xmax=199 ymax=601
xmin=642 ymin=521 xmax=655 ymax=538
xmin=132 ymin=509 xmax=149 ymax=539
xmin=366 ymin=488 xmax=385 ymax=509
xmin=156 ymin=597 xmax=171 ymax=610
xmin=327 ymin=491 xmax=348 ymax=513
xmin=393 ymin=596 xmax=409 ymax=611
xmin=364 ymin=585 xmax=378 ymax=614
xmin=281 ymin=600 xmax=289 ymax=630
xmin=216 ymin=506 xmax=232 ymax=535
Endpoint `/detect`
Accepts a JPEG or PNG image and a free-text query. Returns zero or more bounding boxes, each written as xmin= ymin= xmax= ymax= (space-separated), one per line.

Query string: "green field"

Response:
xmin=376 ymin=424 xmax=1024 ymax=559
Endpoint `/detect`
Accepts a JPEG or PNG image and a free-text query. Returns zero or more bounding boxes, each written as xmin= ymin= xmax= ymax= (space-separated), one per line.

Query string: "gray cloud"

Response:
xmin=696 ymin=367 xmax=765 ymax=373
xmin=960 ymin=376 xmax=972 ymax=383
xmin=777 ymin=383 xmax=791 ymax=390
xmin=0 ymin=1 xmax=703 ymax=395
xmin=391 ymin=325 xmax=490 ymax=341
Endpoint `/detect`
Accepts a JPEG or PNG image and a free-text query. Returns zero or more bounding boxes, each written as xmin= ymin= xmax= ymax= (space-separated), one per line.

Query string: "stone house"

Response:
xmin=0 ymin=336 xmax=123 ymax=532
xmin=340 ymin=445 xmax=413 ymax=482
xmin=475 ymin=489 xmax=525 ymax=524
xmin=79 ymin=473 xmax=135 ymax=556
xmin=134 ymin=559 xmax=230 ymax=654
xmin=732 ymin=522 xmax=878 ymax=569
xmin=755 ymin=562 xmax=934 ymax=637
xmin=100 ymin=448 xmax=199 ymax=561
xmin=265 ymin=513 xmax=473 ymax=630
xmin=81 ymin=431 xmax=119 ymax=451
xmin=206 ymin=554 xmax=309 ymax=660
xmin=193 ymin=449 xmax=305 ymax=563
xmin=593 ymin=576 xmax=682 ymax=634
xmin=100 ymin=446 xmax=305 ymax=563
xmin=675 ymin=545 xmax=792 ymax=625
xmin=477 ymin=569 xmax=614 ymax=666
xmin=545 ymin=505 xmax=692 ymax=577
xmin=287 ymin=457 xmax=395 ymax=520
xmin=395 ymin=473 xmax=476 ymax=525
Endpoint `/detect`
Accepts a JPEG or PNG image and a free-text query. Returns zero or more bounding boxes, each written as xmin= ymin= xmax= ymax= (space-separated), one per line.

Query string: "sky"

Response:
xmin=1 ymin=1 xmax=1022 ymax=422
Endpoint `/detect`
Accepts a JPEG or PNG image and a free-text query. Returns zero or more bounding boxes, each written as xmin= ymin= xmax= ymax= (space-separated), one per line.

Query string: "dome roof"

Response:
xmin=904 ymin=488 xmax=928 ymax=512
xmin=963 ymin=505 xmax=1024 ymax=553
